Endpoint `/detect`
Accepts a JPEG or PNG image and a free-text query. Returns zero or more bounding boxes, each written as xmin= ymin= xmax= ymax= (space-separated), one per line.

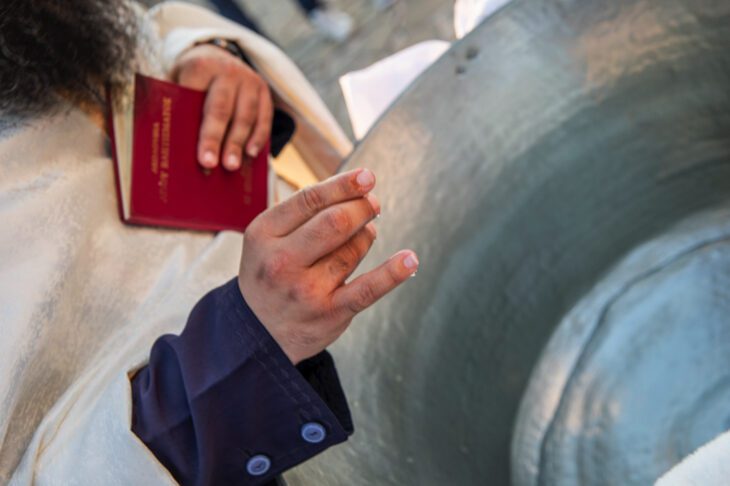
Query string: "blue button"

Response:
xmin=246 ymin=454 xmax=271 ymax=476
xmin=301 ymin=422 xmax=327 ymax=444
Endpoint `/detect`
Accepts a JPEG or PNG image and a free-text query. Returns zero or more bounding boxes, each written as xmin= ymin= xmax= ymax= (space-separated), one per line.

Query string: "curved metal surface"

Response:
xmin=284 ymin=0 xmax=730 ymax=484
xmin=512 ymin=210 xmax=730 ymax=485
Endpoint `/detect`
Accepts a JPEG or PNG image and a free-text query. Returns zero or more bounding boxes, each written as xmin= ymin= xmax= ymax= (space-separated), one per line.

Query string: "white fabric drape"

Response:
xmin=2 ymin=3 xmax=349 ymax=484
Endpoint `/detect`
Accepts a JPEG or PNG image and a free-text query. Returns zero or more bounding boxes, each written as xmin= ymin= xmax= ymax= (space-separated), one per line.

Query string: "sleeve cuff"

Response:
xmin=218 ymin=279 xmax=354 ymax=483
xmin=225 ymin=278 xmax=354 ymax=436
xmin=296 ymin=351 xmax=354 ymax=436
xmin=132 ymin=279 xmax=353 ymax=485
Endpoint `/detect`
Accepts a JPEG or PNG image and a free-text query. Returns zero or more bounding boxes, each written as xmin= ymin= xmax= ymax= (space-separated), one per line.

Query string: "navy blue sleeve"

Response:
xmin=130 ymin=278 xmax=354 ymax=486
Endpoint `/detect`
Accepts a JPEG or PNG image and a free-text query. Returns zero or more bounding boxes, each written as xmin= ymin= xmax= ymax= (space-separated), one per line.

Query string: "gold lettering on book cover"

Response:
xmin=151 ymin=122 xmax=160 ymax=175
xmin=157 ymin=96 xmax=172 ymax=204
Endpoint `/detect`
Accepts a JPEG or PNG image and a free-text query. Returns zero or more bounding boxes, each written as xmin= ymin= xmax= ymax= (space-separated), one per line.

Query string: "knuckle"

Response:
xmin=299 ymin=186 xmax=325 ymax=215
xmin=342 ymin=240 xmax=361 ymax=265
xmin=323 ymin=300 xmax=345 ymax=321
xmin=226 ymin=138 xmax=245 ymax=151
xmin=223 ymin=62 xmax=238 ymax=76
xmin=304 ymin=226 xmax=326 ymax=245
xmin=340 ymin=174 xmax=356 ymax=196
xmin=244 ymin=91 xmax=259 ymax=109
xmin=187 ymin=55 xmax=209 ymax=73
xmin=349 ymin=283 xmax=377 ymax=314
xmin=209 ymin=99 xmax=232 ymax=121
xmin=234 ymin=110 xmax=255 ymax=127
xmin=290 ymin=279 xmax=318 ymax=303
xmin=257 ymin=250 xmax=290 ymax=284
xmin=324 ymin=208 xmax=351 ymax=236
xmin=200 ymin=136 xmax=218 ymax=150
xmin=238 ymin=100 xmax=259 ymax=120
xmin=328 ymin=254 xmax=351 ymax=276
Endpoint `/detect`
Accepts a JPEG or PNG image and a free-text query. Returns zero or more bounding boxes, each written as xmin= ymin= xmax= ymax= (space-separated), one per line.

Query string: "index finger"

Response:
xmin=263 ymin=168 xmax=376 ymax=236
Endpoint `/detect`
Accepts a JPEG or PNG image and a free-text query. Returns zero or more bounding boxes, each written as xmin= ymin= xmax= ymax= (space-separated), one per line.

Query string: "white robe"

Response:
xmin=1 ymin=3 xmax=349 ymax=484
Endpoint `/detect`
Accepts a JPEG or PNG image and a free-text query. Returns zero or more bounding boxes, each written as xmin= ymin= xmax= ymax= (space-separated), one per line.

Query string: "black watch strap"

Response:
xmin=198 ymin=37 xmax=251 ymax=65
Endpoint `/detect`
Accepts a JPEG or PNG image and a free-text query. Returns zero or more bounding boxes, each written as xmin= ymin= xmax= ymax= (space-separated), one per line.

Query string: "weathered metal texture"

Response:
xmin=284 ymin=0 xmax=730 ymax=484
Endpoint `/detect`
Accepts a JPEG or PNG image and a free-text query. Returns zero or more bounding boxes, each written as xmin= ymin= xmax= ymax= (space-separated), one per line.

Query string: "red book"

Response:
xmin=109 ymin=73 xmax=268 ymax=232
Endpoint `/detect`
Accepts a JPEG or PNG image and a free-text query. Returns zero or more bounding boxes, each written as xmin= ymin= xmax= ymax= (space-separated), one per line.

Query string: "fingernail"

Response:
xmin=356 ymin=169 xmax=375 ymax=189
xmin=366 ymin=193 xmax=381 ymax=215
xmin=247 ymin=144 xmax=259 ymax=158
xmin=403 ymin=252 xmax=419 ymax=271
xmin=202 ymin=150 xmax=217 ymax=168
xmin=225 ymin=154 xmax=239 ymax=170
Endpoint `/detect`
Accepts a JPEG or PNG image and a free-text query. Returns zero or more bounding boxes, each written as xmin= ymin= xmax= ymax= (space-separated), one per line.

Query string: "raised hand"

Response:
xmin=238 ymin=169 xmax=419 ymax=364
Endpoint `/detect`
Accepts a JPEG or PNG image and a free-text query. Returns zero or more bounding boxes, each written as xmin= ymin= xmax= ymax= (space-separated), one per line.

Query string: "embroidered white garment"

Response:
xmin=0 ymin=3 xmax=349 ymax=483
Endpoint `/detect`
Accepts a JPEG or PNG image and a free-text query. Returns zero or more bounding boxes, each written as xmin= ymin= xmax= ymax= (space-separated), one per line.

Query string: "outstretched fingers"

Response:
xmin=261 ymin=169 xmax=376 ymax=237
xmin=288 ymin=194 xmax=380 ymax=265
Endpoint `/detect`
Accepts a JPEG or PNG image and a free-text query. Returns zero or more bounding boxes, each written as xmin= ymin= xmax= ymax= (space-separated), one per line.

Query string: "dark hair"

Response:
xmin=0 ymin=0 xmax=138 ymax=129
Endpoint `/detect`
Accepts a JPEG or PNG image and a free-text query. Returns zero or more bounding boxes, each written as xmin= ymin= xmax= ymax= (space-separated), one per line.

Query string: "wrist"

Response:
xmin=236 ymin=276 xmax=306 ymax=365
xmin=195 ymin=37 xmax=250 ymax=64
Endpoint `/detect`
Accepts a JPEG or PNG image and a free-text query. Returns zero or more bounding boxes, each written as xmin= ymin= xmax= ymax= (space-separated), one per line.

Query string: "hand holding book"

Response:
xmin=109 ymin=42 xmax=274 ymax=232
xmin=173 ymin=43 xmax=274 ymax=172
